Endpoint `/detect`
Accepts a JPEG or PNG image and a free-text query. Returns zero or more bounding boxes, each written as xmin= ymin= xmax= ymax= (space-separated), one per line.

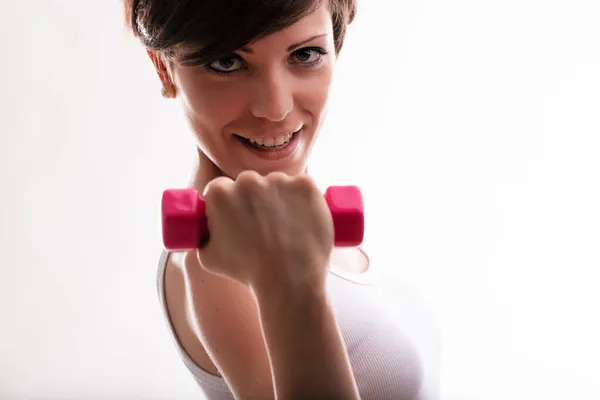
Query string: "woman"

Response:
xmin=124 ymin=0 xmax=438 ymax=398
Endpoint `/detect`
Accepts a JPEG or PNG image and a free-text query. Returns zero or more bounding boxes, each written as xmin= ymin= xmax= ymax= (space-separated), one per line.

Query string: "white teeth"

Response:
xmin=249 ymin=132 xmax=294 ymax=148
xmin=275 ymin=135 xmax=285 ymax=146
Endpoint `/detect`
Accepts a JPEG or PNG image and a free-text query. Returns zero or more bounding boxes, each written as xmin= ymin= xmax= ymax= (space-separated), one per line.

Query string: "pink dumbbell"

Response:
xmin=161 ymin=186 xmax=364 ymax=251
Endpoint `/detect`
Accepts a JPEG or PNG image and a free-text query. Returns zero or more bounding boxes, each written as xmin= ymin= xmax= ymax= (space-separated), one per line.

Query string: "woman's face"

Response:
xmin=156 ymin=4 xmax=336 ymax=178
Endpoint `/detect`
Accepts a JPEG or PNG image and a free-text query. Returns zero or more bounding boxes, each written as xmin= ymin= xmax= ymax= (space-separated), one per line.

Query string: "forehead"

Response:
xmin=245 ymin=3 xmax=333 ymax=50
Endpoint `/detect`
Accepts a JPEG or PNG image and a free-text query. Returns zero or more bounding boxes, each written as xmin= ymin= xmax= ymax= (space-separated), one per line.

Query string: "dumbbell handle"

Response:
xmin=161 ymin=185 xmax=364 ymax=251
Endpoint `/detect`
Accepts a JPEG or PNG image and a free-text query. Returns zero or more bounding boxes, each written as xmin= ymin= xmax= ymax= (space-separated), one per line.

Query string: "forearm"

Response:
xmin=254 ymin=278 xmax=360 ymax=400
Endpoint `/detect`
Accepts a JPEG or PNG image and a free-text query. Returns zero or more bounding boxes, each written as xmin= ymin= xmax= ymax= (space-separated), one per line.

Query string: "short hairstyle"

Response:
xmin=123 ymin=0 xmax=357 ymax=66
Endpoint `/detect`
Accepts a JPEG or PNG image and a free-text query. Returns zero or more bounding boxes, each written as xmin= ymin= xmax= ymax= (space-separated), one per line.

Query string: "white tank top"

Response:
xmin=156 ymin=248 xmax=440 ymax=399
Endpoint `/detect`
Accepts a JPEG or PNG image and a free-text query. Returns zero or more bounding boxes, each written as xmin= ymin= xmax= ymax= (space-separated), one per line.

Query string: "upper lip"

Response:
xmin=235 ymin=126 xmax=303 ymax=140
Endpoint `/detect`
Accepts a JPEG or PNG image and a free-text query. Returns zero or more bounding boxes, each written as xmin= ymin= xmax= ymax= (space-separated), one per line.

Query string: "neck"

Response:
xmin=187 ymin=150 xmax=221 ymax=192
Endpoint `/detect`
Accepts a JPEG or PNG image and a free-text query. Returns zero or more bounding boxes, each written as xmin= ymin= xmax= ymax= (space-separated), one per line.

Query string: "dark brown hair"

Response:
xmin=123 ymin=0 xmax=356 ymax=66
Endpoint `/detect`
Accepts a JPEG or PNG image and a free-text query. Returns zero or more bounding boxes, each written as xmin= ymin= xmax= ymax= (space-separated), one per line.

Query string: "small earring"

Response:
xmin=161 ymin=85 xmax=176 ymax=99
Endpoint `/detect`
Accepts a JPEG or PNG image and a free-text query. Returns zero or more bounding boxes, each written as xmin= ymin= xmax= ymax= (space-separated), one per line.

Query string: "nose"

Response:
xmin=250 ymin=71 xmax=293 ymax=122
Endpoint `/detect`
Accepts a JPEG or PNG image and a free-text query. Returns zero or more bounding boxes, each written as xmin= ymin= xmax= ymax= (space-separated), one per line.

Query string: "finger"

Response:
xmin=196 ymin=175 xmax=235 ymax=263
xmin=266 ymin=171 xmax=292 ymax=186
xmin=202 ymin=176 xmax=235 ymax=199
xmin=291 ymin=173 xmax=321 ymax=200
xmin=202 ymin=176 xmax=235 ymax=241
xmin=235 ymin=170 xmax=265 ymax=193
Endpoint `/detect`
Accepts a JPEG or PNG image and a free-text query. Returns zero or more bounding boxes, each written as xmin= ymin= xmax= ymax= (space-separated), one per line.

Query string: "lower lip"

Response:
xmin=236 ymin=129 xmax=302 ymax=161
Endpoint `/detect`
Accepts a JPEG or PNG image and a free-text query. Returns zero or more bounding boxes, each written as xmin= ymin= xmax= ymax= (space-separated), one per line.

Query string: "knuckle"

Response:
xmin=235 ymin=171 xmax=268 ymax=203
xmin=205 ymin=177 xmax=232 ymax=201
xmin=293 ymin=174 xmax=319 ymax=195
xmin=266 ymin=171 xmax=290 ymax=186
xmin=236 ymin=170 xmax=262 ymax=190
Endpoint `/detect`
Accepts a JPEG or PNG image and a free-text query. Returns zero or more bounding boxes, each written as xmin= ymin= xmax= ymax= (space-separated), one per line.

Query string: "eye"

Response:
xmin=207 ymin=55 xmax=244 ymax=74
xmin=292 ymin=47 xmax=328 ymax=66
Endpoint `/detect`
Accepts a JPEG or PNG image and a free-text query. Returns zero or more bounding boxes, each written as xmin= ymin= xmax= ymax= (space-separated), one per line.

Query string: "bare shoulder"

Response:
xmin=163 ymin=251 xmax=274 ymax=396
xmin=163 ymin=251 xmax=221 ymax=376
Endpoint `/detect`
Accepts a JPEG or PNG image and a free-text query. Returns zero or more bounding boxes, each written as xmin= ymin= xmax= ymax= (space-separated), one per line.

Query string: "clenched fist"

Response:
xmin=196 ymin=170 xmax=335 ymax=295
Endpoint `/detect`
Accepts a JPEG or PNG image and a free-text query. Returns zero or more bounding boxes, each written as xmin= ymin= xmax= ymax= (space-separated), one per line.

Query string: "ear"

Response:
xmin=147 ymin=50 xmax=175 ymax=89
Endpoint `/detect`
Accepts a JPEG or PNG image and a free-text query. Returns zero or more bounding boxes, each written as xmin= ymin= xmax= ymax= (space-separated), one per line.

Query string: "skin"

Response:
xmin=149 ymin=2 xmax=368 ymax=273
xmin=149 ymin=3 xmax=369 ymax=397
xmin=151 ymin=5 xmax=333 ymax=179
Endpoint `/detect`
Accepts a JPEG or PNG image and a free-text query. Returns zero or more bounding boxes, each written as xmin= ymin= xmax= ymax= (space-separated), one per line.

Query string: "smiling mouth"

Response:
xmin=235 ymin=129 xmax=301 ymax=151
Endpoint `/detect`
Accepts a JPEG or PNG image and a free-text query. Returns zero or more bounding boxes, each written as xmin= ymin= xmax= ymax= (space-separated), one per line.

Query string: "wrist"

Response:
xmin=255 ymin=282 xmax=327 ymax=316
xmin=251 ymin=266 xmax=328 ymax=311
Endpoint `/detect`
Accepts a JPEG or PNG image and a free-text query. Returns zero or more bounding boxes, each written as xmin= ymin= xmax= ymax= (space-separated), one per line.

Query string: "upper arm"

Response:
xmin=164 ymin=251 xmax=274 ymax=399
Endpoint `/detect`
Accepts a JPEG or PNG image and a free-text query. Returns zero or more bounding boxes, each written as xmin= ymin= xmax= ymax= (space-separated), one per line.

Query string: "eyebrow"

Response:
xmin=239 ymin=33 xmax=328 ymax=54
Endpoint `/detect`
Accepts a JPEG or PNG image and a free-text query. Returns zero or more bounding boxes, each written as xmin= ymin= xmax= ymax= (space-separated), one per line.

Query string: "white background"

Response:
xmin=1 ymin=0 xmax=599 ymax=399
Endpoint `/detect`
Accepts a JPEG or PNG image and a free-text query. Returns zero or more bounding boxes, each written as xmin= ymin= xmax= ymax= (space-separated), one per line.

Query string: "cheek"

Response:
xmin=297 ymin=69 xmax=333 ymax=120
xmin=177 ymin=72 xmax=243 ymax=131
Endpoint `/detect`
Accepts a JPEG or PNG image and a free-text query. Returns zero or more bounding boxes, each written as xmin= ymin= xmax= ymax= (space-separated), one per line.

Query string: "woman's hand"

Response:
xmin=192 ymin=161 xmax=360 ymax=399
xmin=196 ymin=170 xmax=334 ymax=295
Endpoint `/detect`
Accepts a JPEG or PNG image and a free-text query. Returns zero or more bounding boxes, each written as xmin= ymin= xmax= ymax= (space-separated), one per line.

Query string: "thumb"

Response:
xmin=193 ymin=151 xmax=223 ymax=268
xmin=195 ymin=174 xmax=234 ymax=274
xmin=196 ymin=152 xmax=219 ymax=247
xmin=195 ymin=181 xmax=215 ymax=271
